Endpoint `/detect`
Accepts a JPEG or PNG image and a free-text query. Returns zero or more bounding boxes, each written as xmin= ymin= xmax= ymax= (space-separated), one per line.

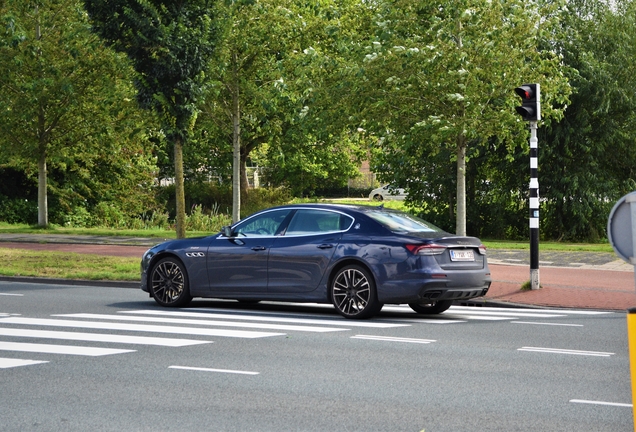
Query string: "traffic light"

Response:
xmin=514 ymin=83 xmax=540 ymax=121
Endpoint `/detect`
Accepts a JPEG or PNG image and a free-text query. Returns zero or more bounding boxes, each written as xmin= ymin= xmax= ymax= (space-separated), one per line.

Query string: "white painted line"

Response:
xmin=0 ymin=317 xmax=283 ymax=339
xmin=57 ymin=313 xmax=347 ymax=333
xmin=447 ymin=315 xmax=512 ymax=321
xmin=134 ymin=309 xmax=410 ymax=328
xmin=0 ymin=328 xmax=212 ymax=347
xmin=513 ymin=321 xmax=584 ymax=327
xmin=396 ymin=319 xmax=467 ymax=324
xmin=449 ymin=306 xmax=612 ymax=315
xmin=0 ymin=357 xmax=49 ymax=369
xmin=0 ymin=293 xmax=23 ymax=296
xmin=351 ymin=335 xmax=436 ymax=344
xmin=169 ymin=365 xmax=259 ymax=375
xmin=447 ymin=309 xmax=565 ymax=318
xmin=570 ymin=399 xmax=632 ymax=408
xmin=518 ymin=347 xmax=614 ymax=357
xmin=0 ymin=341 xmax=135 ymax=357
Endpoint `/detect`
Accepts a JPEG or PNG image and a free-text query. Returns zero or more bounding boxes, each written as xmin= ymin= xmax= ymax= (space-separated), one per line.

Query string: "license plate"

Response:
xmin=449 ymin=249 xmax=475 ymax=262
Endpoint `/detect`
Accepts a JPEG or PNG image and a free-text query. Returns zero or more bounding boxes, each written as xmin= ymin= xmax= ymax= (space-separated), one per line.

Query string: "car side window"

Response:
xmin=235 ymin=209 xmax=291 ymax=237
xmin=285 ymin=210 xmax=352 ymax=236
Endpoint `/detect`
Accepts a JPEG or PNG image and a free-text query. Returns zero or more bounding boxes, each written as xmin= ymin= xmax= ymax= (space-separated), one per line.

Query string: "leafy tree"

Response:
xmin=0 ymin=0 xmax=157 ymax=227
xmin=355 ymin=0 xmax=571 ymax=235
xmin=195 ymin=0 xmax=368 ymax=217
xmin=84 ymin=0 xmax=221 ymax=237
xmin=539 ymin=0 xmax=636 ymax=241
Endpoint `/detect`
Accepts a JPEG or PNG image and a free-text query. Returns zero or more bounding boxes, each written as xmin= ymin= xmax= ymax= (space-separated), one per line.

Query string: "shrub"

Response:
xmin=0 ymin=195 xmax=38 ymax=224
xmin=62 ymin=206 xmax=93 ymax=228
xmin=186 ymin=204 xmax=232 ymax=232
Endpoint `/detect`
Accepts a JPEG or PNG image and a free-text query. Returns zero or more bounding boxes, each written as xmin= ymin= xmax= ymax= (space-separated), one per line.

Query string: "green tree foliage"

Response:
xmin=247 ymin=0 xmax=369 ymax=197
xmin=84 ymin=0 xmax=221 ymax=237
xmin=0 ymin=0 xmax=158 ymax=226
xmin=194 ymin=0 xmax=366 ymax=217
xmin=355 ymin=0 xmax=570 ymax=235
xmin=539 ymin=0 xmax=636 ymax=241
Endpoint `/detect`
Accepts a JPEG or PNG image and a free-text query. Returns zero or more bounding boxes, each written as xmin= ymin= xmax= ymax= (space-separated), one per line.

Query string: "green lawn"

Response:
xmin=0 ymin=248 xmax=139 ymax=281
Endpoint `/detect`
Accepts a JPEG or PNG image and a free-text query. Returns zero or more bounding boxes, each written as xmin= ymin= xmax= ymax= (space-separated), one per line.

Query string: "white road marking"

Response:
xmin=570 ymin=399 xmax=632 ymax=408
xmin=351 ymin=335 xmax=436 ymax=344
xmin=518 ymin=347 xmax=614 ymax=357
xmin=0 ymin=357 xmax=48 ymax=369
xmin=166 ymin=309 xmax=410 ymax=328
xmin=396 ymin=319 xmax=467 ymax=324
xmin=0 ymin=327 xmax=211 ymax=347
xmin=57 ymin=313 xmax=348 ymax=333
xmin=169 ymin=365 xmax=259 ymax=375
xmin=513 ymin=321 xmax=584 ymax=327
xmin=447 ymin=310 xmax=566 ymax=318
xmin=449 ymin=306 xmax=612 ymax=315
xmin=0 ymin=293 xmax=23 ymax=296
xmin=0 ymin=317 xmax=283 ymax=339
xmin=446 ymin=315 xmax=512 ymax=321
xmin=0 ymin=341 xmax=135 ymax=357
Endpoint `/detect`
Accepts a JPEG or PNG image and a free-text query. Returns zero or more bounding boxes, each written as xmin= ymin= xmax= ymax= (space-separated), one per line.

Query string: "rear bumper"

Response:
xmin=376 ymin=268 xmax=492 ymax=304
xmin=418 ymin=284 xmax=491 ymax=302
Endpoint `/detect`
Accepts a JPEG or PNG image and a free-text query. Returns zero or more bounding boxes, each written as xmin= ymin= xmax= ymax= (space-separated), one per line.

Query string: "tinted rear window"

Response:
xmin=365 ymin=210 xmax=445 ymax=234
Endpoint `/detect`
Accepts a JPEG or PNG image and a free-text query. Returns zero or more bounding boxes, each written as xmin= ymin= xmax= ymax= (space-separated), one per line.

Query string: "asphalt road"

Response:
xmin=0 ymin=281 xmax=632 ymax=431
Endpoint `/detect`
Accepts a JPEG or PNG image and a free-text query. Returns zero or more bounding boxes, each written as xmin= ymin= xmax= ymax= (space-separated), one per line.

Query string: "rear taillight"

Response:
xmin=478 ymin=244 xmax=487 ymax=255
xmin=405 ymin=244 xmax=447 ymax=255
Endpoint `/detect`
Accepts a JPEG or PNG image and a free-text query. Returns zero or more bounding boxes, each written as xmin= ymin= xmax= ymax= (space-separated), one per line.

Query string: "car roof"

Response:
xmin=264 ymin=203 xmax=400 ymax=215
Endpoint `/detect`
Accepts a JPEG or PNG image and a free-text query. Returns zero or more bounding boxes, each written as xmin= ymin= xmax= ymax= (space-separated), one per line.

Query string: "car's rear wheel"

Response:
xmin=408 ymin=300 xmax=453 ymax=315
xmin=150 ymin=257 xmax=192 ymax=307
xmin=372 ymin=194 xmax=383 ymax=201
xmin=331 ymin=265 xmax=382 ymax=319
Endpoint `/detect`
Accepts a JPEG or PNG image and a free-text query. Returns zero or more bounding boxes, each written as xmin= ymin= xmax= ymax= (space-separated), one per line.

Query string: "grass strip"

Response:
xmin=0 ymin=248 xmax=139 ymax=281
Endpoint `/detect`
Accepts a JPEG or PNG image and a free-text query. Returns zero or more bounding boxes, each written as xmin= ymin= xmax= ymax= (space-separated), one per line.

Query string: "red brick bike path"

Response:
xmin=486 ymin=264 xmax=636 ymax=311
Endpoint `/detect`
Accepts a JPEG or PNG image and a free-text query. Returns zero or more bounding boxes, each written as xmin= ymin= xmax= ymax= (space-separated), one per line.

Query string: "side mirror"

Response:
xmin=222 ymin=226 xmax=234 ymax=238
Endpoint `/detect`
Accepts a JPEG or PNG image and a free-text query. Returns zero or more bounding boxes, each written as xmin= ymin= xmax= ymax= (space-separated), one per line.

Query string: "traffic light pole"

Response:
xmin=529 ymin=121 xmax=540 ymax=290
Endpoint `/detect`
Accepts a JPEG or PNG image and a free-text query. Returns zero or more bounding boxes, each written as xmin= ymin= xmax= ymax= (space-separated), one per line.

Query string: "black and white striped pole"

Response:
xmin=529 ymin=121 xmax=539 ymax=289
xmin=515 ymin=84 xmax=541 ymax=290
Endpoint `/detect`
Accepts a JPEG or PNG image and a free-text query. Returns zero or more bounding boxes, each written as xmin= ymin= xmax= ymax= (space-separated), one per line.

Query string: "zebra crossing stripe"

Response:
xmin=55 ymin=313 xmax=348 ymax=333
xmin=351 ymin=335 xmax=436 ymax=344
xmin=123 ymin=309 xmax=410 ymax=328
xmin=0 ymin=328 xmax=211 ymax=347
xmin=0 ymin=317 xmax=283 ymax=339
xmin=0 ymin=341 xmax=135 ymax=357
xmin=0 ymin=357 xmax=49 ymax=369
xmin=446 ymin=310 xmax=565 ymax=318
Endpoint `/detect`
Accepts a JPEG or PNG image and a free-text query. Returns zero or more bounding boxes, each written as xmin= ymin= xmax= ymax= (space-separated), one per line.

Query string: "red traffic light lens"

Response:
xmin=515 ymin=86 xmax=533 ymax=99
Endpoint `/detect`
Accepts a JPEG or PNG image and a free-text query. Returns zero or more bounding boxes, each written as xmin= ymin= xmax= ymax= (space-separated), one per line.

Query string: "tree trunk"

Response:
xmin=456 ymin=134 xmax=466 ymax=236
xmin=231 ymin=56 xmax=241 ymax=223
xmin=36 ymin=8 xmax=47 ymax=228
xmin=37 ymin=148 xmax=48 ymax=227
xmin=240 ymin=151 xmax=250 ymax=195
xmin=174 ymin=137 xmax=186 ymax=239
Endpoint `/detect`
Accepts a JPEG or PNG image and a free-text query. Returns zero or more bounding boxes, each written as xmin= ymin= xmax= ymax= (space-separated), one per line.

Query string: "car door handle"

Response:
xmin=317 ymin=244 xmax=334 ymax=249
xmin=251 ymin=246 xmax=267 ymax=251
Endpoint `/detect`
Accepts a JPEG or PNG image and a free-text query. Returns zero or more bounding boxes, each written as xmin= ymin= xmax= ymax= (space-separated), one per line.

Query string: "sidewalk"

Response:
xmin=0 ymin=234 xmax=634 ymax=311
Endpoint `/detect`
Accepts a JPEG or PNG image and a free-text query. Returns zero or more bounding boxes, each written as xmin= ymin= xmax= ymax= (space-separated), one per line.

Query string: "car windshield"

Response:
xmin=365 ymin=210 xmax=445 ymax=234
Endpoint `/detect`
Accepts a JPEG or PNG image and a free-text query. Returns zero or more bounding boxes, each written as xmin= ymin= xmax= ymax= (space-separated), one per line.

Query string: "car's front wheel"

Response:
xmin=408 ymin=300 xmax=453 ymax=315
xmin=331 ymin=265 xmax=382 ymax=319
xmin=150 ymin=257 xmax=192 ymax=307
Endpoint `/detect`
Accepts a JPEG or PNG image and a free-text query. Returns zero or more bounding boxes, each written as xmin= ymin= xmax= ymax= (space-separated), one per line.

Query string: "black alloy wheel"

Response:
xmin=408 ymin=300 xmax=453 ymax=315
xmin=331 ymin=265 xmax=382 ymax=319
xmin=150 ymin=257 xmax=192 ymax=307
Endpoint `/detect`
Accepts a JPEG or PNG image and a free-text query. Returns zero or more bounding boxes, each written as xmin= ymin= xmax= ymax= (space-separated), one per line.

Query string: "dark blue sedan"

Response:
xmin=141 ymin=204 xmax=491 ymax=319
